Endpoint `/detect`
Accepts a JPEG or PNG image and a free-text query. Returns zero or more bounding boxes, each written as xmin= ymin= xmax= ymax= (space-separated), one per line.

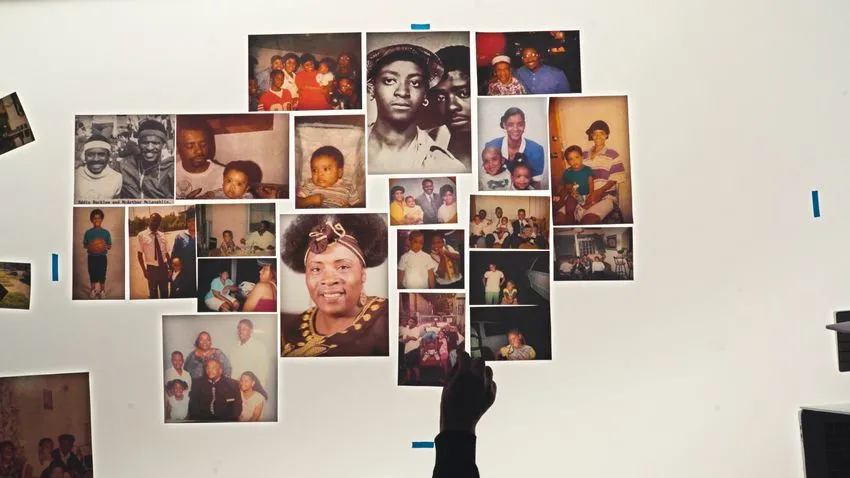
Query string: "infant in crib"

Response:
xmin=296 ymin=145 xmax=362 ymax=209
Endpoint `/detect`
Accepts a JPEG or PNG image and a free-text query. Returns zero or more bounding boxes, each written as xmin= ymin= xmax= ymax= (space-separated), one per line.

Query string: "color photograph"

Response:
xmin=197 ymin=203 xmax=276 ymax=257
xmin=279 ymin=213 xmax=389 ymax=358
xmin=388 ymin=177 xmax=458 ymax=226
xmin=469 ymin=195 xmax=549 ymax=249
xmin=398 ymin=293 xmax=466 ymax=387
xmin=469 ymin=250 xmax=549 ymax=306
xmin=0 ymin=262 xmax=30 ymax=310
xmin=72 ymin=207 xmax=125 ymax=300
xmin=470 ymin=306 xmax=552 ymax=361
xmin=128 ymin=206 xmax=196 ymax=300
xmin=0 ymin=92 xmax=34 ymax=157
xmin=553 ymin=227 xmax=633 ymax=281
xmin=397 ymin=229 xmax=464 ymax=290
xmin=197 ymin=259 xmax=277 ymax=313
xmin=162 ymin=314 xmax=278 ymax=423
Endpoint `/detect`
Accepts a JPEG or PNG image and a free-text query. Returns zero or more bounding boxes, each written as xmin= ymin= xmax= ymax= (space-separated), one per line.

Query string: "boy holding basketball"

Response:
xmin=83 ymin=208 xmax=112 ymax=299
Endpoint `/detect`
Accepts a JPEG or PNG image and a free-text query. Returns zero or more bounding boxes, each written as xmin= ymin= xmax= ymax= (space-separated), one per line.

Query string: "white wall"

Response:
xmin=0 ymin=1 xmax=848 ymax=478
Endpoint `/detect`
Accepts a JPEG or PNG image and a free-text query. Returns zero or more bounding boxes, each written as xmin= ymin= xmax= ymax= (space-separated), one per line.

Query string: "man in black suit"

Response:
xmin=416 ymin=179 xmax=442 ymax=224
xmin=188 ymin=358 xmax=242 ymax=422
xmin=511 ymin=209 xmax=532 ymax=235
xmin=50 ymin=434 xmax=85 ymax=476
xmin=168 ymin=257 xmax=192 ymax=298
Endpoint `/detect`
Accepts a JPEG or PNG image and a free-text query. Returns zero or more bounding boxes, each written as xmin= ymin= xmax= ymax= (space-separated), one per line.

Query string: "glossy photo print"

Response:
xmin=398 ymin=292 xmax=466 ymax=387
xmin=0 ymin=92 xmax=35 ymax=157
xmin=470 ymin=306 xmax=552 ymax=361
xmin=397 ymin=229 xmax=464 ymax=290
xmin=0 ymin=262 xmax=31 ymax=310
xmin=197 ymin=203 xmax=276 ymax=258
xmin=388 ymin=177 xmax=458 ymax=226
xmin=469 ymin=250 xmax=549 ymax=306
xmin=197 ymin=258 xmax=277 ymax=313
xmin=469 ymin=195 xmax=549 ymax=250
xmin=72 ymin=206 xmax=125 ymax=300
xmin=553 ymin=227 xmax=633 ymax=281
xmin=128 ymin=205 xmax=196 ymax=300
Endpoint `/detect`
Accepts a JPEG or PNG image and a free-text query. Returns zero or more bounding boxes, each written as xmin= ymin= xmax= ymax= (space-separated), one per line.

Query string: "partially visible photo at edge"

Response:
xmin=0 ymin=262 xmax=31 ymax=310
xmin=278 ymin=213 xmax=389 ymax=358
xmin=366 ymin=31 xmax=472 ymax=175
xmin=0 ymin=92 xmax=35 ymax=158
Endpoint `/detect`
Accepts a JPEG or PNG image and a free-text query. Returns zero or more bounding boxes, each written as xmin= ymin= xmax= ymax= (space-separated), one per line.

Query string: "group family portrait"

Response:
xmin=0 ymin=372 xmax=94 ymax=477
xmin=469 ymin=195 xmax=549 ymax=249
xmin=554 ymin=227 xmax=633 ymax=281
xmin=162 ymin=314 xmax=278 ymax=423
xmin=294 ymin=115 xmax=365 ymax=209
xmin=249 ymin=33 xmax=362 ymax=112
xmin=197 ymin=259 xmax=277 ymax=313
xmin=0 ymin=262 xmax=30 ymax=310
xmin=278 ymin=213 xmax=390 ymax=358
xmin=397 ymin=230 xmax=464 ymax=290
xmin=398 ymin=293 xmax=466 ymax=387
xmin=366 ymin=32 xmax=472 ymax=174
xmin=74 ymin=115 xmax=175 ymax=204
xmin=196 ymin=204 xmax=276 ymax=258
xmin=72 ymin=207 xmax=125 ymax=300
xmin=127 ymin=206 xmax=196 ymax=300
xmin=0 ymin=92 xmax=34 ymax=158
xmin=470 ymin=250 xmax=550 ymax=306
xmin=175 ymin=114 xmax=288 ymax=200
xmin=470 ymin=306 xmax=552 ymax=361
xmin=388 ymin=177 xmax=458 ymax=225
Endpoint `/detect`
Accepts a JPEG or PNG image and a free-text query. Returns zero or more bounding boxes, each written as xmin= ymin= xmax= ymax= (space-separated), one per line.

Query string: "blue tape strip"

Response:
xmin=412 ymin=441 xmax=435 ymax=448
xmin=51 ymin=253 xmax=58 ymax=281
xmin=411 ymin=24 xmax=431 ymax=30
xmin=812 ymin=190 xmax=821 ymax=218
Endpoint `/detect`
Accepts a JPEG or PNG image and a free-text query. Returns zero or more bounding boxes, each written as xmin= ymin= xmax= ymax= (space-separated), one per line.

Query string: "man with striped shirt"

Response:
xmin=578 ymin=120 xmax=627 ymax=224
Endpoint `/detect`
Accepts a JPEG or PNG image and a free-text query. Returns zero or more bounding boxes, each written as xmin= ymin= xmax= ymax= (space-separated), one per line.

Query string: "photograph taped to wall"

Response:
xmin=162 ymin=314 xmax=278 ymax=423
xmin=470 ymin=306 xmax=552 ymax=361
xmin=397 ymin=229 xmax=464 ymax=290
xmin=398 ymin=292 xmax=466 ymax=387
xmin=279 ymin=213 xmax=389 ymax=358
xmin=478 ymin=96 xmax=549 ymax=191
xmin=249 ymin=33 xmax=362 ymax=112
xmin=366 ymin=32 xmax=472 ymax=174
xmin=469 ymin=195 xmax=549 ymax=250
xmin=0 ymin=262 xmax=30 ymax=310
xmin=470 ymin=250 xmax=549 ymax=306
xmin=72 ymin=206 xmax=125 ymax=300
xmin=175 ymin=114 xmax=288 ymax=200
xmin=128 ymin=205 xmax=196 ymax=300
xmin=476 ymin=31 xmax=581 ymax=96
xmin=0 ymin=372 xmax=93 ymax=476
xmin=197 ymin=203 xmax=276 ymax=258
xmin=0 ymin=92 xmax=35 ymax=158
xmin=550 ymin=96 xmax=633 ymax=225
xmin=197 ymin=258 xmax=277 ymax=313
xmin=74 ymin=115 xmax=176 ymax=204
xmin=389 ymin=177 xmax=458 ymax=226
xmin=294 ymin=115 xmax=365 ymax=209
xmin=553 ymin=227 xmax=633 ymax=281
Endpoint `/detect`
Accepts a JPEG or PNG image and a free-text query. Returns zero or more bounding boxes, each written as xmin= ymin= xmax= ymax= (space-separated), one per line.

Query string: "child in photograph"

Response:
xmin=499 ymin=329 xmax=537 ymax=360
xmin=403 ymin=196 xmax=425 ymax=224
xmin=165 ymin=379 xmax=189 ymax=422
xmin=493 ymin=217 xmax=511 ymax=247
xmin=169 ymin=257 xmax=193 ymax=298
xmin=508 ymin=154 xmax=534 ymax=190
xmin=75 ymin=134 xmax=123 ymax=202
xmin=316 ymin=58 xmax=335 ymax=88
xmin=479 ymin=146 xmax=511 ymax=191
xmin=501 ymin=280 xmax=518 ymax=305
xmin=82 ymin=208 xmax=112 ymax=299
xmin=257 ymin=70 xmax=294 ymax=111
xmin=218 ymin=230 xmax=240 ymax=256
xmin=430 ymin=234 xmax=462 ymax=286
xmin=296 ymin=146 xmax=360 ymax=208
xmin=398 ymin=231 xmax=438 ymax=289
xmin=557 ymin=144 xmax=595 ymax=217
xmin=208 ymin=161 xmax=260 ymax=199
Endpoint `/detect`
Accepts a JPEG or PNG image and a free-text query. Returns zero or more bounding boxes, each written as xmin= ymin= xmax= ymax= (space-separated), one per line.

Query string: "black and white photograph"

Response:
xmin=469 ymin=195 xmax=549 ymax=249
xmin=388 ymin=177 xmax=458 ymax=226
xmin=74 ymin=115 xmax=175 ymax=204
xmin=366 ymin=32 xmax=472 ymax=174
xmin=470 ymin=306 xmax=552 ymax=361
xmin=249 ymin=33 xmax=362 ymax=112
xmin=476 ymin=31 xmax=581 ymax=96
xmin=162 ymin=314 xmax=278 ymax=423
xmin=553 ymin=227 xmax=633 ymax=281
xmin=0 ymin=92 xmax=34 ymax=158
xmin=397 ymin=229 xmax=464 ymax=290
xmin=197 ymin=203 xmax=276 ymax=258
xmin=469 ymin=250 xmax=549 ymax=306
xmin=197 ymin=259 xmax=277 ymax=313
xmin=175 ymin=114 xmax=288 ymax=200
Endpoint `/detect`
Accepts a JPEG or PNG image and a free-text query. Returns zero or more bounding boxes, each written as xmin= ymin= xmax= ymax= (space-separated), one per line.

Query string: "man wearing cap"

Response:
xmin=119 ymin=118 xmax=175 ymax=200
xmin=175 ymin=117 xmax=225 ymax=199
xmin=74 ymin=133 xmax=122 ymax=202
xmin=366 ymin=43 xmax=466 ymax=175
xmin=579 ymin=120 xmax=626 ymax=224
xmin=255 ymin=54 xmax=284 ymax=95
xmin=430 ymin=45 xmax=472 ymax=168
xmin=515 ymin=46 xmax=570 ymax=95
xmin=487 ymin=55 xmax=528 ymax=96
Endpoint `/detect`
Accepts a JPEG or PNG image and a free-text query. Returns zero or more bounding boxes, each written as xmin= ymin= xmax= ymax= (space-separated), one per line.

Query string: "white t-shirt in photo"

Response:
xmin=400 ymin=325 xmax=423 ymax=354
xmin=592 ymin=261 xmax=606 ymax=272
xmin=437 ymin=203 xmax=457 ymax=223
xmin=483 ymin=270 xmax=505 ymax=292
xmin=176 ymin=161 xmax=225 ymax=198
xmin=239 ymin=392 xmax=266 ymax=422
xmin=167 ymin=395 xmax=189 ymax=421
xmin=165 ymin=367 xmax=193 ymax=392
xmin=398 ymin=250 xmax=438 ymax=289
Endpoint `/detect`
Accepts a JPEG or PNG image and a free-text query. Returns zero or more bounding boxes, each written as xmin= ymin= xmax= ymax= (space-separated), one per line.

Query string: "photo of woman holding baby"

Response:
xmin=197 ymin=259 xmax=277 ymax=313
xmin=388 ymin=177 xmax=458 ymax=226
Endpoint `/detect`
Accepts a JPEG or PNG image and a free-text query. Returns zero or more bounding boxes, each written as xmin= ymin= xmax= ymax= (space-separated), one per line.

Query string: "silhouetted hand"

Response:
xmin=440 ymin=351 xmax=496 ymax=435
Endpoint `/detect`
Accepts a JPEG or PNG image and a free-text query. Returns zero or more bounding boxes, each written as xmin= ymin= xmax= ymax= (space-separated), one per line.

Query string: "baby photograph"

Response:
xmin=388 ymin=177 xmax=458 ymax=226
xmin=128 ymin=205 xmax=196 ymax=300
xmin=469 ymin=250 xmax=550 ymax=306
xmin=175 ymin=114 xmax=288 ymax=200
xmin=0 ymin=92 xmax=35 ymax=158
xmin=366 ymin=32 xmax=472 ymax=174
xmin=0 ymin=262 xmax=31 ymax=310
xmin=469 ymin=195 xmax=549 ymax=250
xmin=294 ymin=115 xmax=365 ymax=209
xmin=196 ymin=203 xmax=276 ymax=258
xmin=72 ymin=206 xmax=125 ymax=300
xmin=74 ymin=115 xmax=175 ymax=204
xmin=197 ymin=259 xmax=277 ymax=313
xmin=397 ymin=229 xmax=464 ymax=291
xmin=470 ymin=306 xmax=552 ymax=361
xmin=278 ymin=213 xmax=389 ymax=358
xmin=398 ymin=292 xmax=466 ymax=387
xmin=553 ymin=227 xmax=633 ymax=281
xmin=162 ymin=314 xmax=278 ymax=423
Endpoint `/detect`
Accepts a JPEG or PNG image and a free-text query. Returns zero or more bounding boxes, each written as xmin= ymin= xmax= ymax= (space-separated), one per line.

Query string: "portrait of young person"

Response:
xmin=388 ymin=177 xmax=458 ymax=226
xmin=248 ymin=33 xmax=362 ymax=112
xmin=127 ymin=205 xmax=196 ymax=300
xmin=470 ymin=306 xmax=552 ymax=361
xmin=397 ymin=229 xmax=464 ymax=290
xmin=468 ymin=195 xmax=549 ymax=249
xmin=0 ymin=92 xmax=34 ymax=158
xmin=278 ymin=213 xmax=390 ymax=358
xmin=197 ymin=259 xmax=278 ymax=313
xmin=469 ymin=250 xmax=550 ymax=306
xmin=554 ymin=227 xmax=633 ymax=281
xmin=476 ymin=30 xmax=581 ymax=96
xmin=365 ymin=32 xmax=472 ymax=174
xmin=0 ymin=372 xmax=94 ymax=478
xmin=162 ymin=314 xmax=278 ymax=423
xmin=72 ymin=206 xmax=125 ymax=300
xmin=174 ymin=114 xmax=288 ymax=200
xmin=294 ymin=115 xmax=365 ymax=209
xmin=398 ymin=292 xmax=466 ymax=387
xmin=478 ymin=97 xmax=549 ymax=191
xmin=196 ymin=204 xmax=276 ymax=258
xmin=550 ymin=95 xmax=633 ymax=226
xmin=74 ymin=115 xmax=176 ymax=204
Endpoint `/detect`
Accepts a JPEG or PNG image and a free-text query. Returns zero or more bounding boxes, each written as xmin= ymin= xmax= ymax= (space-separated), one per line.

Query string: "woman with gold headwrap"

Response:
xmin=280 ymin=214 xmax=389 ymax=357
